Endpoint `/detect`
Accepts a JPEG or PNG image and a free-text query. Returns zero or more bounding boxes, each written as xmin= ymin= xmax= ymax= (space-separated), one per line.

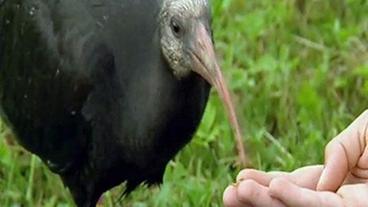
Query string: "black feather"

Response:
xmin=0 ymin=0 xmax=211 ymax=206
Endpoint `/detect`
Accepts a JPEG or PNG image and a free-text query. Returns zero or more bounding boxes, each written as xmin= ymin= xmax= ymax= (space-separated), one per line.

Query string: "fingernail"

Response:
xmin=231 ymin=182 xmax=239 ymax=187
xmin=231 ymin=178 xmax=244 ymax=187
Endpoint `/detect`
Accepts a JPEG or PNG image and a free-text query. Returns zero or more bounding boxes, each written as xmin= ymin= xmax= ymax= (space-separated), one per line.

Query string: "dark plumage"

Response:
xmin=0 ymin=0 xmax=240 ymax=206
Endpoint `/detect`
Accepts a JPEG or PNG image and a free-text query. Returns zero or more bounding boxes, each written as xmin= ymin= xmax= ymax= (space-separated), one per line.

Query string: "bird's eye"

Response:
xmin=170 ymin=18 xmax=182 ymax=38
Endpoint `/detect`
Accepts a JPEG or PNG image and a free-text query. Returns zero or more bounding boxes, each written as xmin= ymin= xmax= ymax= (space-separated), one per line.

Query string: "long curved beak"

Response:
xmin=189 ymin=23 xmax=247 ymax=166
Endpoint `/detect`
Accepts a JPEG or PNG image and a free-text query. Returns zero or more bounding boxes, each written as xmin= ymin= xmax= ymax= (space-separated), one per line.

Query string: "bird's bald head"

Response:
xmin=159 ymin=0 xmax=211 ymax=78
xmin=162 ymin=0 xmax=209 ymax=19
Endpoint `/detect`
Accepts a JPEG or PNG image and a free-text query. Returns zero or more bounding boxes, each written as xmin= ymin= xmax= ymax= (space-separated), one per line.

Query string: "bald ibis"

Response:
xmin=0 ymin=0 xmax=244 ymax=206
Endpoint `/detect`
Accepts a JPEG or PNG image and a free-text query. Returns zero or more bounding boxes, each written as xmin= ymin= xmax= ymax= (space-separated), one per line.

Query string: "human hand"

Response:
xmin=224 ymin=165 xmax=368 ymax=206
xmin=316 ymin=110 xmax=368 ymax=192
xmin=223 ymin=110 xmax=368 ymax=207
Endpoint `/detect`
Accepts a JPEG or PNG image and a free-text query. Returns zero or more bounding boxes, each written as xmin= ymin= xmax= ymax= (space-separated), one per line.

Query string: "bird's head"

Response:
xmin=160 ymin=0 xmax=231 ymax=97
xmin=160 ymin=0 xmax=243 ymax=152
xmin=160 ymin=0 xmax=217 ymax=83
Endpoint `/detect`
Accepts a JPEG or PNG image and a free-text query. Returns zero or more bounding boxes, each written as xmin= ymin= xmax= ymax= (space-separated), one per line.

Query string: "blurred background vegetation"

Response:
xmin=1 ymin=0 xmax=367 ymax=206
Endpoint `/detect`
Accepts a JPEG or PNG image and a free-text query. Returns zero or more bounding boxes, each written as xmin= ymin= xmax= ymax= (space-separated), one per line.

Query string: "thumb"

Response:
xmin=317 ymin=110 xmax=368 ymax=191
xmin=317 ymin=139 xmax=350 ymax=191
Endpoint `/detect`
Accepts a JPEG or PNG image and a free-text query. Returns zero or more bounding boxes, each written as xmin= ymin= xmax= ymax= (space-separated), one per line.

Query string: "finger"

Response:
xmin=345 ymin=168 xmax=368 ymax=185
xmin=345 ymin=147 xmax=368 ymax=184
xmin=236 ymin=169 xmax=288 ymax=186
xmin=223 ymin=185 xmax=249 ymax=207
xmin=337 ymin=183 xmax=368 ymax=206
xmin=237 ymin=180 xmax=285 ymax=207
xmin=357 ymin=144 xmax=368 ymax=169
xmin=270 ymin=178 xmax=343 ymax=207
xmin=236 ymin=166 xmax=323 ymax=190
xmin=318 ymin=110 xmax=368 ymax=191
xmin=288 ymin=165 xmax=324 ymax=189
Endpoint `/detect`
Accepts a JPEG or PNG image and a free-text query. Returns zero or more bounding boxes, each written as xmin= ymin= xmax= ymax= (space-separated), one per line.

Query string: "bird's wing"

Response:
xmin=0 ymin=0 xmax=101 ymax=173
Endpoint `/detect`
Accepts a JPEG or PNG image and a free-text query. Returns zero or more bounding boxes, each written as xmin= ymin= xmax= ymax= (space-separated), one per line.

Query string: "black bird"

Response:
xmin=0 ymin=0 xmax=242 ymax=206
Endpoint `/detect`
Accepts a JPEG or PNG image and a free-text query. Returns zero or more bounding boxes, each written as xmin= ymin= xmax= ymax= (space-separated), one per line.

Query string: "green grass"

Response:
xmin=1 ymin=0 xmax=368 ymax=206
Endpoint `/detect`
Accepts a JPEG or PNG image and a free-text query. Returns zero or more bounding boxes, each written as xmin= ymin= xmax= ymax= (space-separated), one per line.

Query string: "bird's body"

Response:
xmin=0 ymin=0 xmax=243 ymax=206
xmin=1 ymin=0 xmax=210 ymax=205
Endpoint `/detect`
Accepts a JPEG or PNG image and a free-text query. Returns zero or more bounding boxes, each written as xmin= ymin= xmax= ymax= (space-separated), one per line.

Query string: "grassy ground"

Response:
xmin=1 ymin=0 xmax=367 ymax=206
